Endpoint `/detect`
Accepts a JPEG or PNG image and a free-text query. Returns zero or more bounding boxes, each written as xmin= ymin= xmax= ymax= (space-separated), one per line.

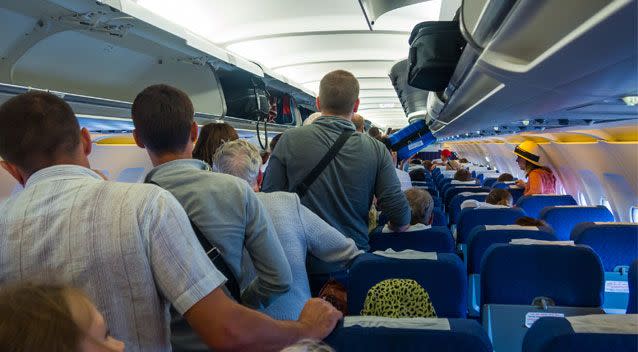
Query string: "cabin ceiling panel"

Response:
xmin=274 ymin=61 xmax=396 ymax=86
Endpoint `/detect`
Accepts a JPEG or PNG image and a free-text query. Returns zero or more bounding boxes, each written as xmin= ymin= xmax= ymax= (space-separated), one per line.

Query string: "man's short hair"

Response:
xmin=368 ymin=126 xmax=382 ymax=139
xmin=212 ymin=139 xmax=262 ymax=186
xmin=351 ymin=114 xmax=365 ymax=132
xmin=0 ymin=91 xmax=80 ymax=174
xmin=319 ymin=70 xmax=359 ymax=116
xmin=453 ymin=168 xmax=472 ymax=181
xmin=404 ymin=188 xmax=434 ymax=225
xmin=131 ymin=84 xmax=194 ymax=154
xmin=409 ymin=168 xmax=427 ymax=182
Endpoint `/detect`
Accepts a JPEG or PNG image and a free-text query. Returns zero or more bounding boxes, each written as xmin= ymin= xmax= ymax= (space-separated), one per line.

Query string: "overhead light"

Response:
xmin=407 ymin=110 xmax=428 ymax=118
xmin=485 ymin=156 xmax=490 ymax=162
xmin=522 ymin=120 xmax=530 ymax=126
xmin=476 ymin=130 xmax=481 ymax=134
xmin=493 ymin=126 xmax=499 ymax=131
xmin=622 ymin=96 xmax=638 ymax=106
xmin=379 ymin=103 xmax=397 ymax=108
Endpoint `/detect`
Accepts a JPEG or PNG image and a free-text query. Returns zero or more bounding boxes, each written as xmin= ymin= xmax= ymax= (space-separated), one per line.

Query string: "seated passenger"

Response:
xmin=212 ymin=139 xmax=363 ymax=320
xmin=515 ymin=216 xmax=549 ymax=227
xmin=383 ymin=188 xmax=433 ymax=233
xmin=461 ymin=189 xmax=513 ymax=210
xmin=446 ymin=159 xmax=462 ymax=171
xmin=262 ymin=70 xmax=410 ymax=275
xmin=422 ymin=160 xmax=434 ymax=171
xmin=513 ymin=141 xmax=557 ymax=195
xmin=409 ymin=168 xmax=428 ymax=183
xmin=0 ymin=283 xmax=125 ymax=352
xmin=452 ymin=168 xmax=474 ymax=183
xmin=192 ymin=122 xmax=238 ymax=166
xmin=458 ymin=158 xmax=469 ymax=164
xmin=0 ymin=91 xmax=340 ymax=352
xmin=497 ymin=173 xmax=515 ymax=182
xmin=282 ymin=339 xmax=335 ymax=352
xmin=368 ymin=126 xmax=383 ymax=141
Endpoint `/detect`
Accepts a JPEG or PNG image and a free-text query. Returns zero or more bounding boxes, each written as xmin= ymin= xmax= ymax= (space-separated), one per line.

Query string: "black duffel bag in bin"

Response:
xmin=407 ymin=21 xmax=466 ymax=92
xmin=223 ymin=75 xmax=270 ymax=121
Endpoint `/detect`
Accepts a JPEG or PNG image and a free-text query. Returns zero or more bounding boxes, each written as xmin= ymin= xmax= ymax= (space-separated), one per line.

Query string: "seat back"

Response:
xmin=348 ymin=253 xmax=467 ymax=318
xmin=483 ymin=177 xmax=499 ymax=188
xmin=540 ymin=206 xmax=615 ymax=241
xmin=369 ymin=227 xmax=454 ymax=253
xmin=515 ymin=195 xmax=577 ymax=218
xmin=432 ymin=208 xmax=447 ymax=227
xmin=467 ymin=225 xmax=557 ymax=274
xmin=457 ymin=207 xmax=527 ymax=244
xmin=571 ymin=222 xmax=638 ymax=272
xmin=480 ymin=244 xmax=603 ymax=307
xmin=444 ymin=186 xmax=490 ymax=207
xmin=449 ymin=193 xmax=489 ymax=225
xmin=523 ymin=315 xmax=638 ymax=352
xmin=116 ymin=167 xmax=145 ymax=183
xmin=325 ymin=317 xmax=492 ymax=352
xmin=629 ymin=260 xmax=638 ymax=314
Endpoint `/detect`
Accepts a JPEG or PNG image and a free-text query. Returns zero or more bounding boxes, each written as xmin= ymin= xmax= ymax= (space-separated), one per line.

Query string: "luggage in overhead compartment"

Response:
xmin=407 ymin=21 xmax=466 ymax=92
xmin=220 ymin=74 xmax=270 ymax=121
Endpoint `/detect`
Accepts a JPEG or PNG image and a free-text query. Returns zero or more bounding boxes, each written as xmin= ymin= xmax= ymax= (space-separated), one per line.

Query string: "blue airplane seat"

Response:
xmin=348 ymin=253 xmax=467 ymax=318
xmin=444 ymin=186 xmax=490 ymax=208
xmin=325 ymin=317 xmax=493 ymax=352
xmin=465 ymin=225 xmax=557 ymax=317
xmin=449 ymin=192 xmax=489 ymax=225
xmin=539 ymin=206 xmax=615 ymax=241
xmin=457 ymin=207 xmax=527 ymax=244
xmin=480 ymin=244 xmax=605 ymax=352
xmin=483 ymin=177 xmax=499 ymax=188
xmin=515 ymin=195 xmax=578 ymax=218
xmin=571 ymin=222 xmax=638 ymax=272
xmin=369 ymin=226 xmax=454 ymax=253
xmin=441 ymin=180 xmax=480 ymax=199
xmin=523 ymin=315 xmax=638 ymax=352
xmin=628 ymin=260 xmax=638 ymax=314
xmin=432 ymin=207 xmax=447 ymax=227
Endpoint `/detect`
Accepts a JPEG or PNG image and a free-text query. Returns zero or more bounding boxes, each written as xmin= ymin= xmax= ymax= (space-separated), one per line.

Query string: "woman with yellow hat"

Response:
xmin=514 ymin=141 xmax=557 ymax=195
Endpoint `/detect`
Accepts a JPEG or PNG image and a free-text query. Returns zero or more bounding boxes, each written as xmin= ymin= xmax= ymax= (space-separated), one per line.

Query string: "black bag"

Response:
xmin=407 ymin=21 xmax=466 ymax=92
xmin=222 ymin=75 xmax=270 ymax=121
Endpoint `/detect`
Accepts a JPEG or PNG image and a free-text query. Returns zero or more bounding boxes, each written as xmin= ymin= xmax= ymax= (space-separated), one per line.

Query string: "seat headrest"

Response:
xmin=540 ymin=206 xmax=615 ymax=240
xmin=572 ymin=222 xmax=638 ymax=271
xmin=348 ymin=253 xmax=467 ymax=318
xmin=515 ymin=195 xmax=577 ymax=218
xmin=480 ymin=244 xmax=603 ymax=307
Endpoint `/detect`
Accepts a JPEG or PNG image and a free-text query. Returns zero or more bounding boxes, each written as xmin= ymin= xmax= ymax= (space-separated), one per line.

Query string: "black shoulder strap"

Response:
xmin=145 ymin=179 xmax=242 ymax=302
xmin=294 ymin=130 xmax=353 ymax=197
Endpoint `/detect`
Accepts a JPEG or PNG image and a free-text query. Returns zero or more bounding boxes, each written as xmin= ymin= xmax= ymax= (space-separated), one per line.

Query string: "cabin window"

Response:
xmin=631 ymin=206 xmax=638 ymax=223
xmin=578 ymin=192 xmax=588 ymax=206
xmin=600 ymin=197 xmax=612 ymax=212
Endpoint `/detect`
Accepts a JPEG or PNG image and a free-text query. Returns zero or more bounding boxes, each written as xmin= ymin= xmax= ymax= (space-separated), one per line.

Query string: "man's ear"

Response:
xmin=316 ymin=97 xmax=321 ymax=111
xmin=190 ymin=121 xmax=198 ymax=143
xmin=132 ymin=130 xmax=145 ymax=149
xmin=353 ymin=98 xmax=360 ymax=113
xmin=0 ymin=161 xmax=26 ymax=186
xmin=80 ymin=128 xmax=92 ymax=156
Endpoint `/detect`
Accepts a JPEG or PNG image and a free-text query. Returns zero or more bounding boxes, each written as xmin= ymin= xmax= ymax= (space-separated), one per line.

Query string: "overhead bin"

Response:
xmin=0 ymin=0 xmax=314 ymax=130
xmin=389 ymin=59 xmax=428 ymax=121
xmin=430 ymin=0 xmax=638 ymax=138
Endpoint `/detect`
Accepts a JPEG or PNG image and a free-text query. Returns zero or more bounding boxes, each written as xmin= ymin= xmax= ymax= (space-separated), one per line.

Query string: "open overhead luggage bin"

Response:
xmin=0 ymin=0 xmax=312 ymax=133
xmin=389 ymin=59 xmax=429 ymax=124
xmin=431 ymin=0 xmax=638 ymax=139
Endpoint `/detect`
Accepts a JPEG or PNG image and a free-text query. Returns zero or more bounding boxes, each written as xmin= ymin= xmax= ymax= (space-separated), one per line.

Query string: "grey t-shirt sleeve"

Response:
xmin=146 ymin=190 xmax=227 ymax=315
xmin=240 ymin=185 xmax=293 ymax=309
xmin=374 ymin=146 xmax=411 ymax=227
xmin=298 ymin=195 xmax=363 ymax=266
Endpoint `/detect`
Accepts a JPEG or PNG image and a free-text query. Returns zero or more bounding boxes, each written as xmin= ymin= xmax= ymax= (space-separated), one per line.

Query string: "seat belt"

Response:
xmin=294 ymin=130 xmax=354 ymax=197
xmin=145 ymin=179 xmax=242 ymax=302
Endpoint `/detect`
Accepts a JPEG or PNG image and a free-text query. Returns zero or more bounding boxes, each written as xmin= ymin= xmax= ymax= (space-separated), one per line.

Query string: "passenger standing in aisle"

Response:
xmin=513 ymin=141 xmax=557 ymax=195
xmin=262 ymin=70 xmax=410 ymax=275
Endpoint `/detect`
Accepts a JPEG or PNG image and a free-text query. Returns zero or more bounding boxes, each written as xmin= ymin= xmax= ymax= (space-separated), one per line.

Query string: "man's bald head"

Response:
xmin=351 ymin=114 xmax=365 ymax=132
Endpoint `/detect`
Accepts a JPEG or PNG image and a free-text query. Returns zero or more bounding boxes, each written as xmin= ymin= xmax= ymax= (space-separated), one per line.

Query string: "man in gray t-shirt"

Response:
xmin=263 ymin=70 xmax=410 ymax=273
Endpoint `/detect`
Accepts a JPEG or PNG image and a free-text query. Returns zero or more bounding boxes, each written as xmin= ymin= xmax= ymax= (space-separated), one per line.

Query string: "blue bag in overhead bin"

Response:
xmin=387 ymin=119 xmax=436 ymax=160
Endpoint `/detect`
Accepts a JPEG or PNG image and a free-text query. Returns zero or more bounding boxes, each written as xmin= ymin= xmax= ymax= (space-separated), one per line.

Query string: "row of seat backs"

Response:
xmin=480 ymin=244 xmax=604 ymax=307
xmin=369 ymin=227 xmax=454 ymax=253
xmin=540 ymin=206 xmax=615 ymax=240
xmin=348 ymin=253 xmax=467 ymax=318
xmin=457 ymin=207 xmax=528 ymax=244
xmin=325 ymin=317 xmax=492 ymax=352
xmin=523 ymin=315 xmax=638 ymax=352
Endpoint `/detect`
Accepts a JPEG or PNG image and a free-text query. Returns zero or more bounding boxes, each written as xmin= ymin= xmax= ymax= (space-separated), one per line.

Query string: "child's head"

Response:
xmin=404 ymin=188 xmax=434 ymax=225
xmin=497 ymin=173 xmax=514 ymax=182
xmin=0 ymin=283 xmax=125 ymax=352
xmin=485 ymin=189 xmax=513 ymax=207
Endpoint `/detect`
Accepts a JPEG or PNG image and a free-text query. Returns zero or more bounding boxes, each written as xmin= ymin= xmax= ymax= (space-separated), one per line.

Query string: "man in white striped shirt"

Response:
xmin=0 ymin=92 xmax=341 ymax=352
